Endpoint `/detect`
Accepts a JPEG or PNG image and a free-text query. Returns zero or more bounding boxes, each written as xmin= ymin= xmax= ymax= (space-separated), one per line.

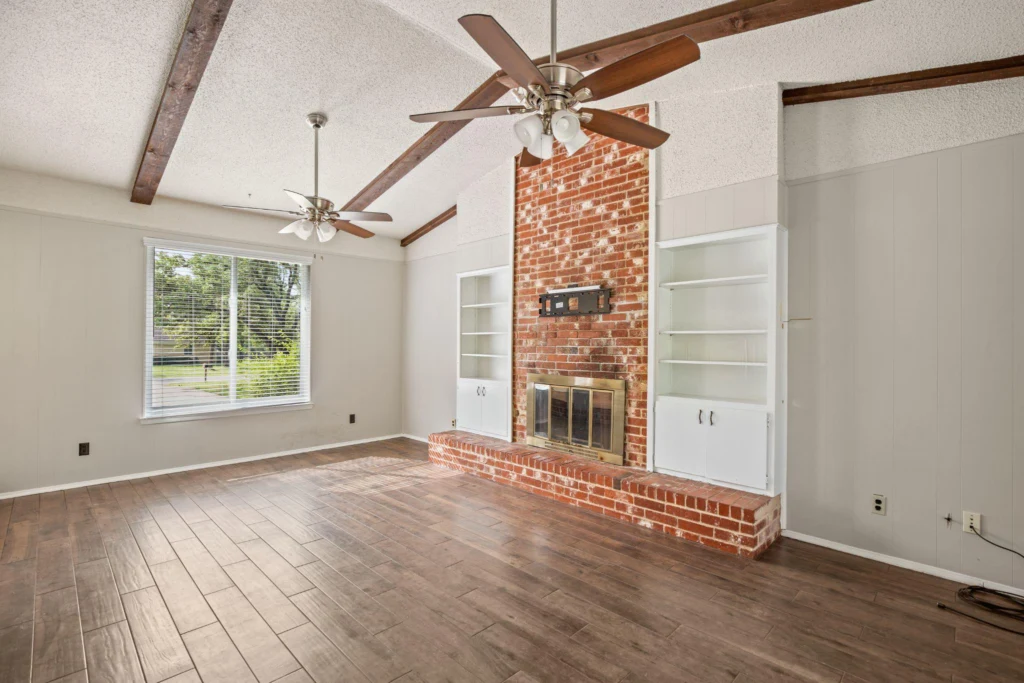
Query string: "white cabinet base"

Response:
xmin=654 ymin=396 xmax=769 ymax=494
xmin=456 ymin=378 xmax=508 ymax=439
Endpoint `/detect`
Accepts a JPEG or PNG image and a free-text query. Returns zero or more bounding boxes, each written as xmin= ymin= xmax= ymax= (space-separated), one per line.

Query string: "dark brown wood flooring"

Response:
xmin=1 ymin=437 xmax=1022 ymax=683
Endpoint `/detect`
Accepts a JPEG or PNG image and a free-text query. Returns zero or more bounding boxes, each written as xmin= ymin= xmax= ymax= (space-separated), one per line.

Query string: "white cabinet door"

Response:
xmin=479 ymin=383 xmax=508 ymax=438
xmin=457 ymin=381 xmax=481 ymax=433
xmin=654 ymin=399 xmax=707 ymax=477
xmin=705 ymin=407 xmax=767 ymax=489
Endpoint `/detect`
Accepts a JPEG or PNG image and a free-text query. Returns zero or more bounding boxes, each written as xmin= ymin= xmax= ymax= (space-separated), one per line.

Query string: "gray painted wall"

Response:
xmin=787 ymin=132 xmax=1024 ymax=588
xmin=401 ymin=243 xmax=458 ymax=440
xmin=0 ymin=206 xmax=404 ymax=495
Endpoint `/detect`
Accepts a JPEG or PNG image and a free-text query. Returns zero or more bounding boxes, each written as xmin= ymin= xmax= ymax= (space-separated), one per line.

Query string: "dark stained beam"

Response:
xmin=783 ymin=54 xmax=1024 ymax=106
xmin=509 ymin=0 xmax=872 ymax=85
xmin=131 ymin=0 xmax=234 ymax=204
xmin=401 ymin=205 xmax=457 ymax=247
xmin=383 ymin=0 xmax=871 ymax=241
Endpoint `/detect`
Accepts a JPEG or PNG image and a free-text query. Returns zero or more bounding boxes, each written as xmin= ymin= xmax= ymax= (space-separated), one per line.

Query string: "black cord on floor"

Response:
xmin=935 ymin=525 xmax=1024 ymax=636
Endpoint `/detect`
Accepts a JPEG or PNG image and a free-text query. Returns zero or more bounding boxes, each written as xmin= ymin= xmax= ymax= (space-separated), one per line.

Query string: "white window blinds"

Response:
xmin=144 ymin=239 xmax=311 ymax=419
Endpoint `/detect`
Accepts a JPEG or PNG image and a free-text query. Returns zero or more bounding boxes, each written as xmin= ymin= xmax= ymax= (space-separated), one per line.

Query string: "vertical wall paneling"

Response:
xmin=851 ymin=168 xmax=895 ymax=555
xmin=935 ymin=149 xmax=964 ymax=573
xmin=0 ymin=211 xmax=42 ymax=493
xmin=892 ymin=155 xmax=938 ymax=565
xmin=788 ymin=133 xmax=1024 ymax=586
xmin=1013 ymin=137 xmax=1024 ymax=585
xmin=960 ymin=141 xmax=1014 ymax=585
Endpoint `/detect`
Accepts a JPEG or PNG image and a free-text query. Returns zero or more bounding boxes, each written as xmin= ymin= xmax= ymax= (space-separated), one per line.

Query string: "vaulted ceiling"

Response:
xmin=1 ymin=0 xmax=1023 ymax=240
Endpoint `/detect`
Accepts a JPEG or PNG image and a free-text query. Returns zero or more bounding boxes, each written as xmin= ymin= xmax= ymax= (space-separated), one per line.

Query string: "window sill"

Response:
xmin=140 ymin=402 xmax=313 ymax=425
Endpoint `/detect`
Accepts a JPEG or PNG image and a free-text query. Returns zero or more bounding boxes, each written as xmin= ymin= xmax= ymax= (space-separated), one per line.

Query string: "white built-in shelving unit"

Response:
xmin=651 ymin=224 xmax=787 ymax=495
xmin=456 ymin=266 xmax=511 ymax=439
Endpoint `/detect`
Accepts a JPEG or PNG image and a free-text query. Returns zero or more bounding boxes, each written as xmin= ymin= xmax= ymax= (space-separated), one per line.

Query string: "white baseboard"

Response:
xmin=782 ymin=530 xmax=1024 ymax=598
xmin=0 ymin=434 xmax=405 ymax=501
xmin=399 ymin=433 xmax=429 ymax=443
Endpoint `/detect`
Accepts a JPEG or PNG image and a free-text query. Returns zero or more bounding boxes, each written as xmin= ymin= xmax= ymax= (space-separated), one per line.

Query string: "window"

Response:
xmin=143 ymin=238 xmax=311 ymax=420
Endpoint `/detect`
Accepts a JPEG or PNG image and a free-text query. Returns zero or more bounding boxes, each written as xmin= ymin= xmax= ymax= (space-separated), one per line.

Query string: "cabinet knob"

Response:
xmin=698 ymin=409 xmax=703 ymax=425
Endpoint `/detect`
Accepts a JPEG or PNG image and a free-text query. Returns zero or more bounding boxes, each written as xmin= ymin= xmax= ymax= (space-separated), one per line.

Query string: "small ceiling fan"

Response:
xmin=409 ymin=0 xmax=699 ymax=166
xmin=224 ymin=113 xmax=392 ymax=241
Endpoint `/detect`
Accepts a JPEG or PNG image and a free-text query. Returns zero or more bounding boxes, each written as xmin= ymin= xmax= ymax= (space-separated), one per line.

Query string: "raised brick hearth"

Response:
xmin=429 ymin=431 xmax=782 ymax=558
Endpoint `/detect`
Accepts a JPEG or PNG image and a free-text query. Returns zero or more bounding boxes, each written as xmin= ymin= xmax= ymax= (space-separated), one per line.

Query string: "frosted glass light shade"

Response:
xmin=293 ymin=220 xmax=314 ymax=240
xmin=551 ymin=110 xmax=580 ymax=143
xmin=529 ymin=133 xmax=554 ymax=160
xmin=563 ymin=129 xmax=590 ymax=156
xmin=513 ymin=114 xmax=543 ymax=148
xmin=316 ymin=222 xmax=337 ymax=242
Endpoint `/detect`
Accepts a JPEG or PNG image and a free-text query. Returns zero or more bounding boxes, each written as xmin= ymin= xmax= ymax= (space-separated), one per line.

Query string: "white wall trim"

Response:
xmin=782 ymin=530 xmax=1024 ymax=598
xmin=400 ymin=433 xmax=430 ymax=443
xmin=646 ymin=99 xmax=658 ymax=474
xmin=0 ymin=434 xmax=406 ymax=501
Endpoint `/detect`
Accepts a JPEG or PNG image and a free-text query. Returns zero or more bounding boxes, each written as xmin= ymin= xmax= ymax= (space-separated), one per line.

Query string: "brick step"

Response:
xmin=428 ymin=431 xmax=781 ymax=558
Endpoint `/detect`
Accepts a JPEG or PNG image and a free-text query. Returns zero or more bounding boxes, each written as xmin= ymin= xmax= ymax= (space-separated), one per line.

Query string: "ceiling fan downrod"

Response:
xmin=307 ymin=112 xmax=327 ymax=199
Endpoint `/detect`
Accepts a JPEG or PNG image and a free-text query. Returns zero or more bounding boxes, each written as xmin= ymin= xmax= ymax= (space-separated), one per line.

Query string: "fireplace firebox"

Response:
xmin=525 ymin=374 xmax=626 ymax=465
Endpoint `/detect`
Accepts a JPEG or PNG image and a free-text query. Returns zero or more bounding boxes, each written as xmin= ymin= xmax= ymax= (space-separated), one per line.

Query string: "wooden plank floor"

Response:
xmin=2 ymin=437 xmax=1023 ymax=683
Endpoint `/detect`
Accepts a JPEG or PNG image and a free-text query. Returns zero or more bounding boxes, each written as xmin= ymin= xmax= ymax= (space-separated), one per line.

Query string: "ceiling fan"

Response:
xmin=409 ymin=0 xmax=700 ymax=166
xmin=224 ymin=113 xmax=392 ymax=241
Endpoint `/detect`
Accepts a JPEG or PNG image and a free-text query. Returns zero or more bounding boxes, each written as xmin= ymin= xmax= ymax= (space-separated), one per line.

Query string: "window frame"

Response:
xmin=142 ymin=237 xmax=313 ymax=422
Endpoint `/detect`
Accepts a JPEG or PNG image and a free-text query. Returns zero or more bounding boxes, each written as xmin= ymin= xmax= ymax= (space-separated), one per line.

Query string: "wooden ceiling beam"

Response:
xmin=401 ymin=205 xmax=457 ymax=248
xmin=782 ymin=54 xmax=1024 ymax=106
xmin=131 ymin=0 xmax=234 ymax=205
xmin=390 ymin=0 xmax=870 ymax=242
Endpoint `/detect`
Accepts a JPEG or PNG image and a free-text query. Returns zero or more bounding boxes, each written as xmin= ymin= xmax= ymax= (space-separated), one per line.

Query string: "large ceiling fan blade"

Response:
xmin=518 ymin=147 xmax=542 ymax=167
xmin=283 ymin=189 xmax=316 ymax=210
xmin=223 ymin=205 xmax=304 ymax=216
xmin=410 ymin=106 xmax=529 ymax=123
xmin=331 ymin=210 xmax=392 ymax=222
xmin=330 ymin=220 xmax=375 ymax=239
xmin=572 ymin=35 xmax=700 ymax=101
xmin=458 ymin=15 xmax=550 ymax=94
xmin=580 ymin=108 xmax=670 ymax=149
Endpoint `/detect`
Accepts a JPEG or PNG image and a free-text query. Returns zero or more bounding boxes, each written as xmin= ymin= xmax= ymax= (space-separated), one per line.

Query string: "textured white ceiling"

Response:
xmin=2 ymin=0 xmax=1023 ymax=241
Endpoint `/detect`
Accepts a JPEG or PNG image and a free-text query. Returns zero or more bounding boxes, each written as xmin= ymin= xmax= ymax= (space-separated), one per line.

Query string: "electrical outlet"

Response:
xmin=963 ymin=511 xmax=981 ymax=534
xmin=451 ymin=418 xmax=457 ymax=427
xmin=78 ymin=442 xmax=90 ymax=456
xmin=871 ymin=494 xmax=887 ymax=516
xmin=349 ymin=414 xmax=356 ymax=424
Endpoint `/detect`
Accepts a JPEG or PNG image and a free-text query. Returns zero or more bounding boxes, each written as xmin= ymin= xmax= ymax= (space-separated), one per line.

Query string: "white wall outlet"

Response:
xmin=871 ymin=494 xmax=887 ymax=516
xmin=963 ymin=511 xmax=981 ymax=534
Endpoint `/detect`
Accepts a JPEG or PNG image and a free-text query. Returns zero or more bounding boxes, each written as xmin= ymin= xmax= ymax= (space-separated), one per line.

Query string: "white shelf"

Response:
xmin=658 ymin=392 xmax=768 ymax=407
xmin=659 ymin=359 xmax=767 ymax=367
xmin=462 ymin=353 xmax=508 ymax=358
xmin=660 ymin=329 xmax=767 ymax=336
xmin=462 ymin=301 xmax=509 ymax=309
xmin=660 ymin=274 xmax=768 ymax=289
xmin=462 ymin=331 xmax=505 ymax=336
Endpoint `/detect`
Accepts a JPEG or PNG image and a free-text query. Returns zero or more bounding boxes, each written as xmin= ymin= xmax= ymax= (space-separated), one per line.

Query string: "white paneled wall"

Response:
xmin=787 ymin=133 xmax=1024 ymax=587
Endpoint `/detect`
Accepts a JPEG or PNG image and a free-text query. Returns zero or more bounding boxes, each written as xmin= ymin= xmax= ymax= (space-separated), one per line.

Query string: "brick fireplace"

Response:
xmin=427 ymin=104 xmax=783 ymax=557
xmin=513 ymin=104 xmax=650 ymax=469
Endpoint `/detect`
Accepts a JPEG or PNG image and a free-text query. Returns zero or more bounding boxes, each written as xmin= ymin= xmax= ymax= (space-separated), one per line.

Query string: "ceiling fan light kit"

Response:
xmin=223 ymin=112 xmax=393 ymax=241
xmin=409 ymin=0 xmax=700 ymax=166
